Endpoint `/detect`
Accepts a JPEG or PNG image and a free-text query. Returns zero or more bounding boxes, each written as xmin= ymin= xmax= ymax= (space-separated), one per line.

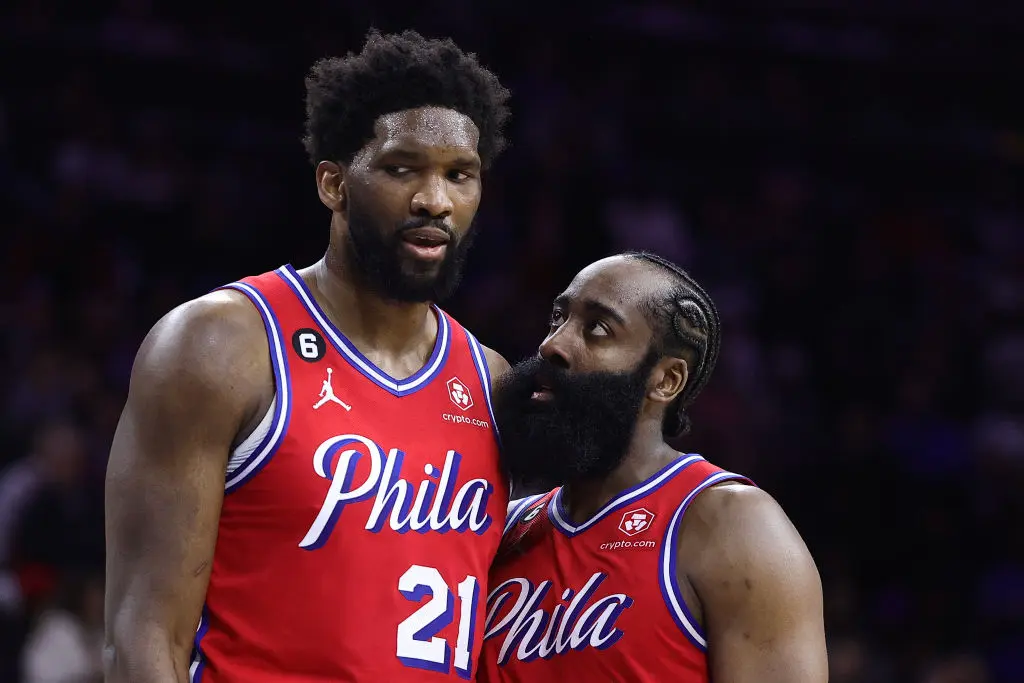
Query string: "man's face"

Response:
xmin=341 ymin=106 xmax=483 ymax=303
xmin=493 ymin=257 xmax=671 ymax=489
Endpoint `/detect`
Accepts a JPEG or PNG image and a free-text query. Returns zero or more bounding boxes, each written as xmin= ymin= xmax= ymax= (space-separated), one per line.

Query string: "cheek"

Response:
xmin=352 ymin=176 xmax=406 ymax=218
xmin=452 ymin=182 xmax=482 ymax=222
xmin=596 ymin=344 xmax=651 ymax=375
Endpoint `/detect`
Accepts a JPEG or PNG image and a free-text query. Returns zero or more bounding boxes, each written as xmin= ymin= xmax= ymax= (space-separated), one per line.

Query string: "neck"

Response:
xmin=560 ymin=419 xmax=680 ymax=525
xmin=309 ymin=244 xmax=436 ymax=360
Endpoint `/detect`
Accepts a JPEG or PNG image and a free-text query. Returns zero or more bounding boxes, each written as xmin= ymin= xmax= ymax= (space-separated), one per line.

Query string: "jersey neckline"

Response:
xmin=276 ymin=264 xmax=451 ymax=397
xmin=547 ymin=454 xmax=705 ymax=538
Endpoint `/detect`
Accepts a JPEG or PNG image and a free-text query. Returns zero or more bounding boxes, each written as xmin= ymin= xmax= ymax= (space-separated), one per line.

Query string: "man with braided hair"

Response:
xmin=479 ymin=252 xmax=827 ymax=683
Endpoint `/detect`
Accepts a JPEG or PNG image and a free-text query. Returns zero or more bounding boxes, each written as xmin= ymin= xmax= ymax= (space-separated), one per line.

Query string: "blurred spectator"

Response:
xmin=20 ymin=572 xmax=104 ymax=683
xmin=0 ymin=419 xmax=97 ymax=616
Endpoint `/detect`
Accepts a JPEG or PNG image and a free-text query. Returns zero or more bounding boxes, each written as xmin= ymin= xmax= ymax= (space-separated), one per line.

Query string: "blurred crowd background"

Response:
xmin=1 ymin=1 xmax=1022 ymax=682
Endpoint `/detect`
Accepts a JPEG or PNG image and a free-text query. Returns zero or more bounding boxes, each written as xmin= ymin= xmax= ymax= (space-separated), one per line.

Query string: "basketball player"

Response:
xmin=479 ymin=252 xmax=828 ymax=682
xmin=104 ymin=30 xmax=512 ymax=682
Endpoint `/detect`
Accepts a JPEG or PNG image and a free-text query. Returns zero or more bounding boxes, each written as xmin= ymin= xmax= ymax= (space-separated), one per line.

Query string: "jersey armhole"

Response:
xmin=658 ymin=471 xmax=753 ymax=652
xmin=217 ymin=281 xmax=293 ymax=493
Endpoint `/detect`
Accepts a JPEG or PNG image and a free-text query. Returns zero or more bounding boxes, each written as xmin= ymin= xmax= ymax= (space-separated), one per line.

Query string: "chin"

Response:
xmin=394 ymin=250 xmax=438 ymax=272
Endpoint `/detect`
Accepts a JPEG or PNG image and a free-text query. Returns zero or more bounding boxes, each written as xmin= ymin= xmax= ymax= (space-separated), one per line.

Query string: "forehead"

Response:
xmin=559 ymin=257 xmax=665 ymax=327
xmin=372 ymin=106 xmax=480 ymax=157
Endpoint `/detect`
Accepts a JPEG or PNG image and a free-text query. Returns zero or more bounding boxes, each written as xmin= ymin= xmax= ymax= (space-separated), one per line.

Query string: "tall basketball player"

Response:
xmin=104 ymin=30 xmax=512 ymax=682
xmin=479 ymin=252 xmax=828 ymax=683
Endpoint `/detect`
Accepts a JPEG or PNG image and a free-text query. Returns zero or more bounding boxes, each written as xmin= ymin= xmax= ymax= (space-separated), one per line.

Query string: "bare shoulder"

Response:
xmin=682 ymin=484 xmax=813 ymax=568
xmin=677 ymin=485 xmax=827 ymax=680
xmin=125 ymin=289 xmax=270 ymax=439
xmin=680 ymin=483 xmax=821 ymax=610
xmin=131 ymin=290 xmax=268 ymax=384
xmin=683 ymin=483 xmax=792 ymax=535
xmin=481 ymin=344 xmax=512 ymax=386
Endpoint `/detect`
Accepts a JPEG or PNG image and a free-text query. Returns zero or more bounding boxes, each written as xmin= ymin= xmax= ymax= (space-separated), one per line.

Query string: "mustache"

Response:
xmin=522 ymin=355 xmax=567 ymax=388
xmin=496 ymin=355 xmax=573 ymax=400
xmin=398 ymin=217 xmax=457 ymax=240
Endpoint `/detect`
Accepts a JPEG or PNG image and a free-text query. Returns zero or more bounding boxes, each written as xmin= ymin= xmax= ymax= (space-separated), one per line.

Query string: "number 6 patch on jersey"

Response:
xmin=292 ymin=328 xmax=327 ymax=362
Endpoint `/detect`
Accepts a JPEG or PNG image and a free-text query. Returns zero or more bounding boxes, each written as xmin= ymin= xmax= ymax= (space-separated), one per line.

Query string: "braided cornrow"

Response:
xmin=623 ymin=251 xmax=722 ymax=437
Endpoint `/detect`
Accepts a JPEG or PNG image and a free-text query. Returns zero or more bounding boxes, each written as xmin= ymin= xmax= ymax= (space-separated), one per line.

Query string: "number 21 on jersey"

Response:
xmin=397 ymin=565 xmax=479 ymax=678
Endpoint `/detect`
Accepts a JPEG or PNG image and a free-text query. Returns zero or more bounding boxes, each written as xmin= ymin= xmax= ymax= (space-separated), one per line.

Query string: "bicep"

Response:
xmin=690 ymin=488 xmax=828 ymax=683
xmin=104 ymin=299 xmax=261 ymax=671
xmin=105 ymin=396 xmax=228 ymax=645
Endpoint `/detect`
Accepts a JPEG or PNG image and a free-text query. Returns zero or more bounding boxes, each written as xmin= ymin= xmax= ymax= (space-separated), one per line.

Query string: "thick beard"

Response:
xmin=493 ymin=349 xmax=659 ymax=491
xmin=344 ymin=197 xmax=476 ymax=303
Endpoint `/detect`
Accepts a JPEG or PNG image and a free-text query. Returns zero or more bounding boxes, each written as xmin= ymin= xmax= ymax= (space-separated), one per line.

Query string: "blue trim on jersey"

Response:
xmin=659 ymin=470 xmax=752 ymax=652
xmin=189 ymin=605 xmax=211 ymax=683
xmin=464 ymin=329 xmax=501 ymax=446
xmin=547 ymin=455 xmax=704 ymax=538
xmin=503 ymin=494 xmax=546 ymax=535
xmin=276 ymin=264 xmax=450 ymax=397
xmin=218 ymin=282 xmax=292 ymax=493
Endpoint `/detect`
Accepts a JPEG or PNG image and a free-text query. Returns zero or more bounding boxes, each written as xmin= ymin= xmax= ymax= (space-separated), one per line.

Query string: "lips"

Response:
xmin=401 ymin=226 xmax=450 ymax=247
xmin=529 ymin=375 xmax=556 ymax=402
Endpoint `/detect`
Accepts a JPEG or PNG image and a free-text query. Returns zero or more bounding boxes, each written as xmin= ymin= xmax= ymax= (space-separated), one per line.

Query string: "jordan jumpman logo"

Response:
xmin=313 ymin=368 xmax=351 ymax=411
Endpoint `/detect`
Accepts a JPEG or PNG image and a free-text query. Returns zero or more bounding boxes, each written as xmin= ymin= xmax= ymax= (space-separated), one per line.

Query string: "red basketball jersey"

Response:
xmin=478 ymin=455 xmax=753 ymax=683
xmin=189 ymin=265 xmax=508 ymax=682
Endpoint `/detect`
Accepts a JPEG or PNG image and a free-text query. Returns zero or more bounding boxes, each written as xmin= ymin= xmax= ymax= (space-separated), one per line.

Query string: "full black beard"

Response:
xmin=344 ymin=197 xmax=476 ymax=303
xmin=493 ymin=349 xmax=659 ymax=491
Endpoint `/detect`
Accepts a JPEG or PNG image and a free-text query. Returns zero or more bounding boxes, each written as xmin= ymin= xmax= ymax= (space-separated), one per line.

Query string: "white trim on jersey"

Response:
xmin=220 ymin=281 xmax=292 ymax=492
xmin=548 ymin=455 xmax=704 ymax=537
xmin=659 ymin=470 xmax=749 ymax=651
xmin=189 ymin=607 xmax=210 ymax=683
xmin=278 ymin=265 xmax=450 ymax=396
xmin=503 ymin=494 xmax=546 ymax=535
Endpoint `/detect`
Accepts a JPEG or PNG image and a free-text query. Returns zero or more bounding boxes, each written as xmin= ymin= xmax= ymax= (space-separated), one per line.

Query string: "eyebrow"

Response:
xmin=552 ymin=295 xmax=628 ymax=328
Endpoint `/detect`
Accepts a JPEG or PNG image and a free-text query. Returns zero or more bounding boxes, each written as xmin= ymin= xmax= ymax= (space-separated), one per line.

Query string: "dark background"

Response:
xmin=1 ymin=1 xmax=1022 ymax=682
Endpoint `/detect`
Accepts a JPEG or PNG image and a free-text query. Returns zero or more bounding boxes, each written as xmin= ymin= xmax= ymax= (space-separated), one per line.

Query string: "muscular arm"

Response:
xmin=104 ymin=292 xmax=268 ymax=683
xmin=680 ymin=485 xmax=827 ymax=683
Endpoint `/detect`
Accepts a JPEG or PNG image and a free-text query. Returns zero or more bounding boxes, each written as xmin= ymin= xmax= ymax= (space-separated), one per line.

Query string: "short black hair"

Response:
xmin=624 ymin=251 xmax=722 ymax=438
xmin=303 ymin=29 xmax=511 ymax=169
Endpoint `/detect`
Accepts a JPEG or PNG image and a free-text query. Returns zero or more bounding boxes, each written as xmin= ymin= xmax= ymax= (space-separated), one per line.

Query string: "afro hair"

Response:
xmin=303 ymin=29 xmax=511 ymax=169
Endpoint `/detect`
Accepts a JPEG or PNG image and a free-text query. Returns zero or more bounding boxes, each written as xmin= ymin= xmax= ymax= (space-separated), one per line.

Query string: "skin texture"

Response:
xmin=514 ymin=255 xmax=828 ymax=682
xmin=676 ymin=483 xmax=827 ymax=683
xmin=103 ymin=107 xmax=509 ymax=683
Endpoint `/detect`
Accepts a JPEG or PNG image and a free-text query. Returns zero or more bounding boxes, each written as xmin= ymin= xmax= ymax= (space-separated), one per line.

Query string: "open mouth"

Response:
xmin=530 ymin=379 xmax=555 ymax=402
xmin=401 ymin=227 xmax=450 ymax=260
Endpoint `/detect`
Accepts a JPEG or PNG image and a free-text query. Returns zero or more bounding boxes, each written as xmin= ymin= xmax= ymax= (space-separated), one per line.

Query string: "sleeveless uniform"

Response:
xmin=478 ymin=455 xmax=752 ymax=683
xmin=189 ymin=265 xmax=508 ymax=682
